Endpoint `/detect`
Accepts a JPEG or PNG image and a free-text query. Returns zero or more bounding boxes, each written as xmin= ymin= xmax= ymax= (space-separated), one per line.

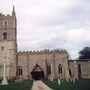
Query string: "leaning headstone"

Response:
xmin=72 ymin=78 xmax=75 ymax=83
xmin=58 ymin=79 xmax=61 ymax=85
xmin=32 ymin=80 xmax=53 ymax=90
xmin=50 ymin=77 xmax=53 ymax=82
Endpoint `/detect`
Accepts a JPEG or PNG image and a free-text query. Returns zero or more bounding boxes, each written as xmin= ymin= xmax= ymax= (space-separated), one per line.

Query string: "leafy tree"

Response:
xmin=79 ymin=47 xmax=90 ymax=59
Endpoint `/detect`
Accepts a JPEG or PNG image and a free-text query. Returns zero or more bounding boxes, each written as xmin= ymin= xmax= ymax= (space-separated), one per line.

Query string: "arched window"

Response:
xmin=69 ymin=69 xmax=72 ymax=77
xmin=58 ymin=64 xmax=62 ymax=74
xmin=47 ymin=63 xmax=51 ymax=74
xmin=78 ymin=64 xmax=81 ymax=79
xmin=3 ymin=32 xmax=7 ymax=40
xmin=17 ymin=66 xmax=23 ymax=76
xmin=16 ymin=66 xmax=19 ymax=77
xmin=20 ymin=67 xmax=23 ymax=75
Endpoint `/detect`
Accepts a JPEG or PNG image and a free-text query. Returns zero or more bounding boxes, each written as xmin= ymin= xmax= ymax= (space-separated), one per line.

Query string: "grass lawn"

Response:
xmin=0 ymin=80 xmax=33 ymax=90
xmin=44 ymin=79 xmax=90 ymax=90
xmin=0 ymin=79 xmax=90 ymax=90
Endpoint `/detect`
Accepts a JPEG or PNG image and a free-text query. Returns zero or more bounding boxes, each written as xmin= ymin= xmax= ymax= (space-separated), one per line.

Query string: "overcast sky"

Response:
xmin=0 ymin=0 xmax=90 ymax=59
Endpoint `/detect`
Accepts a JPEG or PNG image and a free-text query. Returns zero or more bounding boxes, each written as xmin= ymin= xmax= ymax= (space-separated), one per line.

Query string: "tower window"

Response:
xmin=5 ymin=21 xmax=7 ymax=26
xmin=3 ymin=32 xmax=7 ymax=40
xmin=58 ymin=64 xmax=62 ymax=74
xmin=1 ymin=46 xmax=4 ymax=51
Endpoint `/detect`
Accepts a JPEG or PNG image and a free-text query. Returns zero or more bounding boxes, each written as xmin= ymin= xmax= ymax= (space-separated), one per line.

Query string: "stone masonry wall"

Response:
xmin=17 ymin=50 xmax=69 ymax=80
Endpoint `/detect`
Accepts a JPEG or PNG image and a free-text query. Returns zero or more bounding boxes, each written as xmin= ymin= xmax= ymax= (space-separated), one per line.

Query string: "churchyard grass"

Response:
xmin=0 ymin=79 xmax=90 ymax=90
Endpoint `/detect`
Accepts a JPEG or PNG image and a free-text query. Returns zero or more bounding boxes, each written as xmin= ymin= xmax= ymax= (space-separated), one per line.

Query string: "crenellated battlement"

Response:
xmin=18 ymin=49 xmax=68 ymax=55
xmin=0 ymin=13 xmax=11 ymax=17
xmin=0 ymin=6 xmax=16 ymax=18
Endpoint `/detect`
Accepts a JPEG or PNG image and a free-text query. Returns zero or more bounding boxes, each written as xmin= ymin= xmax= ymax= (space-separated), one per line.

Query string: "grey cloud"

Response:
xmin=0 ymin=0 xmax=90 ymax=59
xmin=37 ymin=0 xmax=90 ymax=29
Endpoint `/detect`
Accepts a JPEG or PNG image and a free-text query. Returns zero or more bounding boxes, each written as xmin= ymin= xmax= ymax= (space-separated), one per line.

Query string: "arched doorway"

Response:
xmin=31 ymin=64 xmax=44 ymax=80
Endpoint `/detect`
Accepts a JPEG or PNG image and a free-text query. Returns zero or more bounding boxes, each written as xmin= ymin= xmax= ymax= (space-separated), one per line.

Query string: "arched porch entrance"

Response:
xmin=31 ymin=64 xmax=44 ymax=80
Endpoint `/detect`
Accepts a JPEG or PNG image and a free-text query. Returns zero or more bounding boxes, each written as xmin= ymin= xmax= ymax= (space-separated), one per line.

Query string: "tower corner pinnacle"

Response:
xmin=12 ymin=5 xmax=16 ymax=16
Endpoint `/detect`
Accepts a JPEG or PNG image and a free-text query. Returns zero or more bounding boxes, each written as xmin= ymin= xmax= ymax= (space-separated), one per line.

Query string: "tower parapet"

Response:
xmin=0 ymin=6 xmax=16 ymax=17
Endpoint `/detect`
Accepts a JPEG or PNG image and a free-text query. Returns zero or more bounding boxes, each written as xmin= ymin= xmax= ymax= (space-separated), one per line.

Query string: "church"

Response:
xmin=0 ymin=7 xmax=90 ymax=80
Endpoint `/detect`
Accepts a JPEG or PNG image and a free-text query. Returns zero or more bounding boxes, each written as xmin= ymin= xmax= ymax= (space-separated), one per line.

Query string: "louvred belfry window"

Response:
xmin=3 ymin=32 xmax=7 ymax=40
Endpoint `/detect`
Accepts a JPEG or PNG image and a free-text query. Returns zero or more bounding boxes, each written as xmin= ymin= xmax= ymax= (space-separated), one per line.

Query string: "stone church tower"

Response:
xmin=0 ymin=6 xmax=17 ymax=79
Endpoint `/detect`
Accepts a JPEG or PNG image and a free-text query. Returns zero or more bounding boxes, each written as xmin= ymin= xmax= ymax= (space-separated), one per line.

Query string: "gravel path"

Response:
xmin=31 ymin=80 xmax=53 ymax=90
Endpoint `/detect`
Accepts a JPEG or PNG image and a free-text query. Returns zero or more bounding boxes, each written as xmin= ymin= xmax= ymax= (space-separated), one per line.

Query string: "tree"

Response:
xmin=79 ymin=47 xmax=90 ymax=59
